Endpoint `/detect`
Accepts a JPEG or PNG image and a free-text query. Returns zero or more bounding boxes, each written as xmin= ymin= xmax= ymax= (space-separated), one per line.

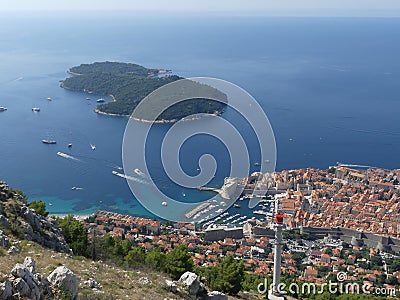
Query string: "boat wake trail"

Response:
xmin=112 ymin=171 xmax=149 ymax=185
xmin=56 ymin=151 xmax=81 ymax=161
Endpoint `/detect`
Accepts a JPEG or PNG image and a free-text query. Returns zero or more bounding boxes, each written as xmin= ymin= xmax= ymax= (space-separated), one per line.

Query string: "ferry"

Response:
xmin=96 ymin=98 xmax=105 ymax=103
xmin=0 ymin=107 xmax=7 ymax=112
xmin=32 ymin=107 xmax=41 ymax=112
xmin=42 ymin=139 xmax=56 ymax=144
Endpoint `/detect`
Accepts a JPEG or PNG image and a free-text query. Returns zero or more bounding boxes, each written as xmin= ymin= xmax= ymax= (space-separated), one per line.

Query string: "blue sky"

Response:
xmin=1 ymin=0 xmax=400 ymax=17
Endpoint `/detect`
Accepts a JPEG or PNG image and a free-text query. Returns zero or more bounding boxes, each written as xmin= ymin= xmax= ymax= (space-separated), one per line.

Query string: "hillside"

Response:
xmin=61 ymin=61 xmax=227 ymax=120
xmin=0 ymin=242 xmax=196 ymax=300
xmin=0 ymin=182 xmax=252 ymax=299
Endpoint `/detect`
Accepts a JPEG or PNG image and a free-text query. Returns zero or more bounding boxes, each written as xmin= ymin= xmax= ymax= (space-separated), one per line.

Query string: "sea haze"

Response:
xmin=0 ymin=13 xmax=399 ymax=218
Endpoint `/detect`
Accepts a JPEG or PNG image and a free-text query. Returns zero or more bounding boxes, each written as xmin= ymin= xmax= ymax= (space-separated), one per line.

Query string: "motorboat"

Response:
xmin=42 ymin=139 xmax=56 ymax=144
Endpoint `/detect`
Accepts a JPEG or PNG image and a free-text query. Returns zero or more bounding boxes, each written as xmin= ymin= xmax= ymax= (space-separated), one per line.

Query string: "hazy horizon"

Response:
xmin=1 ymin=0 xmax=400 ymax=17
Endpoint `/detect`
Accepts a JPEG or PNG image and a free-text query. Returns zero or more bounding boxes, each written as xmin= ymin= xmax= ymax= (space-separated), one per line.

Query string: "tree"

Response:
xmin=370 ymin=255 xmax=383 ymax=267
xmin=125 ymin=246 xmax=146 ymax=268
xmin=113 ymin=240 xmax=124 ymax=257
xmin=28 ymin=200 xmax=48 ymax=217
xmin=57 ymin=215 xmax=88 ymax=256
xmin=205 ymin=255 xmax=244 ymax=295
xmin=165 ymin=245 xmax=194 ymax=280
xmin=145 ymin=248 xmax=165 ymax=271
xmin=121 ymin=239 xmax=132 ymax=256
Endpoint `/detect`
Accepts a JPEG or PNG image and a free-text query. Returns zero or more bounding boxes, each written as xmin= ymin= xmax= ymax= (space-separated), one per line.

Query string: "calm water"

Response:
xmin=0 ymin=13 xmax=399 ymax=218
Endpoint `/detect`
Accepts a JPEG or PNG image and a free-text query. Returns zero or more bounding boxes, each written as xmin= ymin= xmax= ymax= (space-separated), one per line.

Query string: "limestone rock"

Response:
xmin=8 ymin=245 xmax=20 ymax=254
xmin=35 ymin=273 xmax=53 ymax=298
xmin=207 ymin=291 xmax=228 ymax=300
xmin=47 ymin=266 xmax=78 ymax=300
xmin=178 ymin=271 xmax=200 ymax=295
xmin=165 ymin=280 xmax=177 ymax=293
xmin=0 ymin=215 xmax=9 ymax=229
xmin=21 ymin=206 xmax=42 ymax=232
xmin=13 ymin=278 xmax=31 ymax=298
xmin=0 ymin=229 xmax=10 ymax=248
xmin=84 ymin=278 xmax=102 ymax=289
xmin=0 ymin=280 xmax=12 ymax=299
xmin=24 ymin=256 xmax=36 ymax=273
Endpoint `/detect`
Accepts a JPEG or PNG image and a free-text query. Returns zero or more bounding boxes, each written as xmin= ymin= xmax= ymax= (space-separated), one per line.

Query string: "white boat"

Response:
xmin=162 ymin=201 xmax=168 ymax=206
xmin=96 ymin=98 xmax=105 ymax=103
xmin=47 ymin=97 xmax=52 ymax=101
xmin=42 ymin=139 xmax=56 ymax=144
xmin=0 ymin=107 xmax=7 ymax=112
xmin=71 ymin=186 xmax=83 ymax=190
xmin=32 ymin=107 xmax=40 ymax=112
xmin=90 ymin=144 xmax=96 ymax=150
xmin=134 ymin=168 xmax=145 ymax=177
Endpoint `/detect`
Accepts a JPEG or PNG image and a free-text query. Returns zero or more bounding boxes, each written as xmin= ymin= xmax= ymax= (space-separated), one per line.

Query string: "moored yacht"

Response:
xmin=42 ymin=139 xmax=56 ymax=144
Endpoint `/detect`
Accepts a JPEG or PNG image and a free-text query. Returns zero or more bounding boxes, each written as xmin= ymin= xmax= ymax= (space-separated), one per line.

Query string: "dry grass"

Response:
xmin=0 ymin=240 xmax=184 ymax=299
xmin=0 ymin=240 xmax=259 ymax=299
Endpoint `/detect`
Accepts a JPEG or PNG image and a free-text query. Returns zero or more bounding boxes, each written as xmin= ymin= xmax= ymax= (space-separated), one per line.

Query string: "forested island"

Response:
xmin=61 ymin=61 xmax=227 ymax=121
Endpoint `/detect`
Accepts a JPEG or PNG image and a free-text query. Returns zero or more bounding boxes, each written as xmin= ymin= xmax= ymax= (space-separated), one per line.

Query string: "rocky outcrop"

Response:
xmin=5 ymin=257 xmax=54 ymax=299
xmin=0 ymin=257 xmax=80 ymax=300
xmin=47 ymin=266 xmax=78 ymax=300
xmin=0 ymin=181 xmax=70 ymax=253
xmin=178 ymin=271 xmax=201 ymax=295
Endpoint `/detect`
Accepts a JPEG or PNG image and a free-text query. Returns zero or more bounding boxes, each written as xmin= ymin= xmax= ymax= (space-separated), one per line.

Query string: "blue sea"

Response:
xmin=0 ymin=13 xmax=399 ymax=219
